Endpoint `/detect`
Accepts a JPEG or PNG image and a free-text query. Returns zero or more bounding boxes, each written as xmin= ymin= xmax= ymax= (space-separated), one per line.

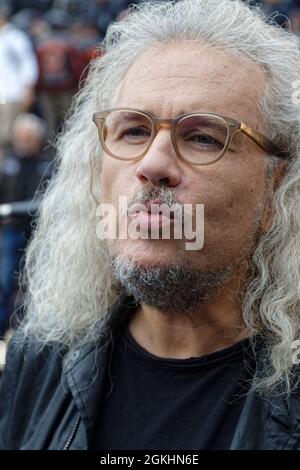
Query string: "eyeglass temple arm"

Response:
xmin=240 ymin=122 xmax=283 ymax=158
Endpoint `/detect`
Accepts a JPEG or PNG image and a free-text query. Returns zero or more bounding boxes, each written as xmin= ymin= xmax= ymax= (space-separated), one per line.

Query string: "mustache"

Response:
xmin=127 ymin=187 xmax=179 ymax=209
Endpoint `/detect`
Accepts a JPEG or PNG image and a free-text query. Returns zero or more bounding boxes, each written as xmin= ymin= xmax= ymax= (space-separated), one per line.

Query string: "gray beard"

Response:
xmin=110 ymin=182 xmax=268 ymax=314
xmin=111 ymin=256 xmax=233 ymax=314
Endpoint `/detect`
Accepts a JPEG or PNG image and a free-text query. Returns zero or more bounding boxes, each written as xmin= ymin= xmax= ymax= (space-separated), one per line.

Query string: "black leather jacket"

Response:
xmin=0 ymin=295 xmax=300 ymax=450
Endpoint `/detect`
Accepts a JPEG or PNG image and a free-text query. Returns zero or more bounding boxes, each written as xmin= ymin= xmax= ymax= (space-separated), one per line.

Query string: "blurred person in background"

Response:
xmin=36 ymin=8 xmax=82 ymax=140
xmin=69 ymin=16 xmax=102 ymax=82
xmin=0 ymin=113 xmax=52 ymax=340
xmin=9 ymin=7 xmax=45 ymax=37
xmin=0 ymin=0 xmax=38 ymax=158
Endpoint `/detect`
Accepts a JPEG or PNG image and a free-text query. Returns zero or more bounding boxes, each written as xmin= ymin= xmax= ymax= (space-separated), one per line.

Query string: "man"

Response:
xmin=0 ymin=0 xmax=300 ymax=450
xmin=0 ymin=0 xmax=38 ymax=157
xmin=0 ymin=113 xmax=52 ymax=339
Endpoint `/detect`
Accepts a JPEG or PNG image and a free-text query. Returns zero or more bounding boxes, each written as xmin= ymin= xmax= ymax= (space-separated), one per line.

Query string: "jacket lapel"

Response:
xmin=230 ymin=386 xmax=300 ymax=449
xmin=62 ymin=294 xmax=137 ymax=447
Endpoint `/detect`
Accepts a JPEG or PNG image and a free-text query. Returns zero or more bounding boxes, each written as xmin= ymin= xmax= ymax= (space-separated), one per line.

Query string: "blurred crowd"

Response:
xmin=0 ymin=0 xmax=299 ymax=347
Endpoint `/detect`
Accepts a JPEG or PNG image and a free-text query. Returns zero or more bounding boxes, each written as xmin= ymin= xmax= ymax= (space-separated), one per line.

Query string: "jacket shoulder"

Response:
xmin=0 ymin=330 xmax=68 ymax=449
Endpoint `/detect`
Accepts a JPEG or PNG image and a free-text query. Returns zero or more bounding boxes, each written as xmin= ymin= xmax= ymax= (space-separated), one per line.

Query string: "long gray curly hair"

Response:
xmin=18 ymin=0 xmax=300 ymax=396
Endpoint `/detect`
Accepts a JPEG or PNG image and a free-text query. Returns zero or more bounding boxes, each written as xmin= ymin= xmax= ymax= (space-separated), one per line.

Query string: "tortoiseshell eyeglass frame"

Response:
xmin=93 ymin=107 xmax=284 ymax=165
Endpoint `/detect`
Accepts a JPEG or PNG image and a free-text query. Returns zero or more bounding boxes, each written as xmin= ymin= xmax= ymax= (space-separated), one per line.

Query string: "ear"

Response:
xmin=260 ymin=159 xmax=289 ymax=233
xmin=271 ymin=159 xmax=289 ymax=192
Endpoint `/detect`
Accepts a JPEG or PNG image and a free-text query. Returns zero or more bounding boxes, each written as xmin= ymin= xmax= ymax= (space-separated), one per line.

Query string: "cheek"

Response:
xmin=101 ymin=157 xmax=134 ymax=204
xmin=100 ymin=160 xmax=113 ymax=203
xmin=206 ymin=182 xmax=257 ymax=223
xmin=210 ymin=180 xmax=263 ymax=230
xmin=185 ymin=165 xmax=266 ymax=264
xmin=187 ymin=163 xmax=264 ymax=213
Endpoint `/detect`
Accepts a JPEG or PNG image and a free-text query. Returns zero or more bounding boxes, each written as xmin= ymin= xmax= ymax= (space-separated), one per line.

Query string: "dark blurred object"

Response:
xmin=76 ymin=0 xmax=131 ymax=37
xmin=289 ymin=6 xmax=300 ymax=32
xmin=43 ymin=7 xmax=72 ymax=29
xmin=0 ymin=199 xmax=40 ymax=217
xmin=0 ymin=0 xmax=12 ymax=18
xmin=51 ymin=0 xmax=82 ymax=16
xmin=10 ymin=7 xmax=40 ymax=34
xmin=9 ymin=0 xmax=54 ymax=14
xmin=263 ymin=0 xmax=300 ymax=30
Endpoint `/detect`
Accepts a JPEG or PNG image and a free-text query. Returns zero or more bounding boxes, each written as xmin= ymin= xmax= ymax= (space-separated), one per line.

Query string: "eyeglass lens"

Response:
xmin=101 ymin=110 xmax=229 ymax=163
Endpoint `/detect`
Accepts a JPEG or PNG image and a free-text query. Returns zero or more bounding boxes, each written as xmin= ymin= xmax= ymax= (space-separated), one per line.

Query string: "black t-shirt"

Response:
xmin=91 ymin=328 xmax=257 ymax=450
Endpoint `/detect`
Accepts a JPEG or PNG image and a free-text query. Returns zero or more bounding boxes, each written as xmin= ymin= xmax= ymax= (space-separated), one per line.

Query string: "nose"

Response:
xmin=135 ymin=128 xmax=182 ymax=188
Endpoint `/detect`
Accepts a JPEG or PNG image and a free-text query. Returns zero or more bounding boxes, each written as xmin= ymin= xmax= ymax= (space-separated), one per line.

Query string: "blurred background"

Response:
xmin=0 ymin=0 xmax=299 ymax=364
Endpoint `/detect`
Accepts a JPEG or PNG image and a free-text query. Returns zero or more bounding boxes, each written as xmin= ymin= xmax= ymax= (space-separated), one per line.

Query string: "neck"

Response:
xmin=127 ymin=274 xmax=250 ymax=359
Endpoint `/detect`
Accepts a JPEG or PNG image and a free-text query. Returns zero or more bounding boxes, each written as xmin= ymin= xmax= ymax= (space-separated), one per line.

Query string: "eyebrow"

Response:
xmin=110 ymin=112 xmax=149 ymax=125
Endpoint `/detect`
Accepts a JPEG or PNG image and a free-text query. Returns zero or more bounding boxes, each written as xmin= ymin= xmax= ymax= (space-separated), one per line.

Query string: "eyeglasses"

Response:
xmin=93 ymin=107 xmax=283 ymax=165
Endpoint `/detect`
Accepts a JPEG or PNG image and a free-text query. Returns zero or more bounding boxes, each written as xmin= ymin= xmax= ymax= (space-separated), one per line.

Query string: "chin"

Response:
xmin=114 ymin=239 xmax=183 ymax=266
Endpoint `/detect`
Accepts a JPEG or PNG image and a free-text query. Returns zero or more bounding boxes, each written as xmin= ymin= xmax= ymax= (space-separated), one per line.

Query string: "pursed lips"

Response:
xmin=127 ymin=199 xmax=176 ymax=232
xmin=128 ymin=199 xmax=175 ymax=218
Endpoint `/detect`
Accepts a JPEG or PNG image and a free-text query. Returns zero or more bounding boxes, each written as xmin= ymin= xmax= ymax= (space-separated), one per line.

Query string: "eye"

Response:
xmin=187 ymin=132 xmax=223 ymax=149
xmin=121 ymin=127 xmax=151 ymax=139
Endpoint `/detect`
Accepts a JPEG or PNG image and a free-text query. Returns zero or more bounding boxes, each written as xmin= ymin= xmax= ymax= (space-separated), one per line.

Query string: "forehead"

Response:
xmin=115 ymin=41 xmax=267 ymax=131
